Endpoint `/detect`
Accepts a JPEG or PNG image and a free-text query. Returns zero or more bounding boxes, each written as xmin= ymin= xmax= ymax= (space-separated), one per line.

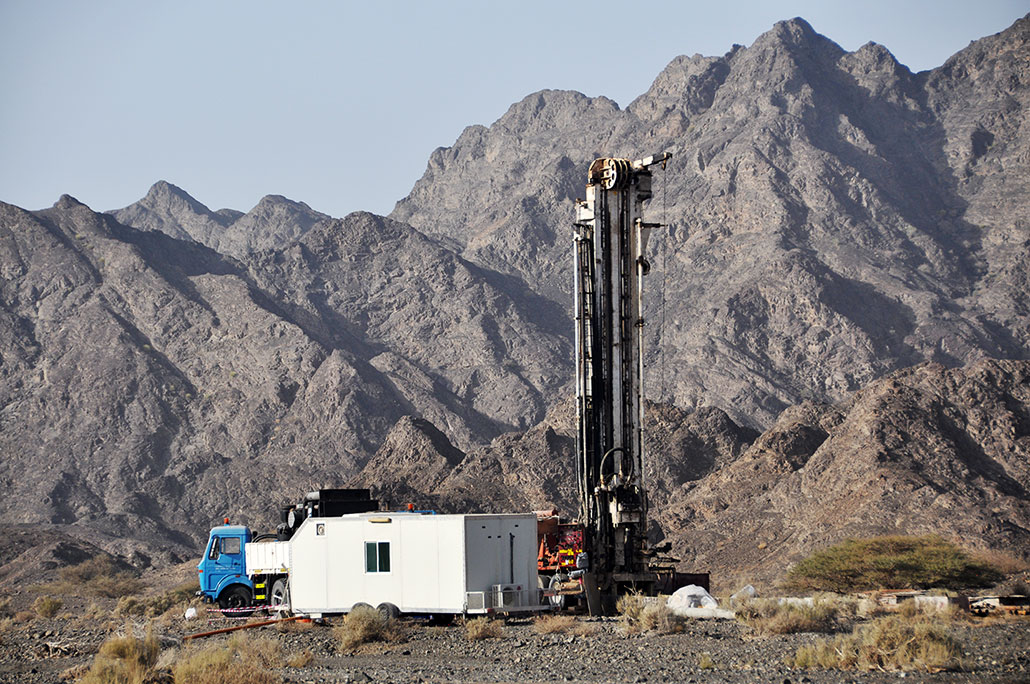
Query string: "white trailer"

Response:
xmin=268 ymin=511 xmax=545 ymax=617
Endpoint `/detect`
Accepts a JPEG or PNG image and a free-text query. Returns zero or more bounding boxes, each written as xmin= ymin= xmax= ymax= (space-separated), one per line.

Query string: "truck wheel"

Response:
xmin=218 ymin=585 xmax=254 ymax=616
xmin=270 ymin=578 xmax=289 ymax=612
xmin=376 ymin=602 xmax=400 ymax=619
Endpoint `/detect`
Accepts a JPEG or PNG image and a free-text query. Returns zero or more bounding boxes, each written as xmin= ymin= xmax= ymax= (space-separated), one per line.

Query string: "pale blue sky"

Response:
xmin=1 ymin=1 xmax=1026 ymax=218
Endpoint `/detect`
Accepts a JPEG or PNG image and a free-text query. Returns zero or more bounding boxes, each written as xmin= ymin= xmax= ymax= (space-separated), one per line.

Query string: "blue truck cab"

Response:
xmin=197 ymin=525 xmax=255 ymax=610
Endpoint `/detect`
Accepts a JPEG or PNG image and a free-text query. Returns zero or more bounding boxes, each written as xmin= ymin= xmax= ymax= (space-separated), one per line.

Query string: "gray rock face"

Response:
xmin=0 ymin=196 xmax=567 ymax=560
xmin=393 ymin=16 xmax=1030 ymax=428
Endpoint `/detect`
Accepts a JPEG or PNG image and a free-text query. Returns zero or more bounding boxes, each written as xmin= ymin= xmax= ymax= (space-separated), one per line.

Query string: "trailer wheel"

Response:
xmin=270 ymin=578 xmax=289 ymax=613
xmin=351 ymin=602 xmax=372 ymax=613
xmin=218 ymin=585 xmax=254 ymax=616
xmin=376 ymin=602 xmax=400 ymax=619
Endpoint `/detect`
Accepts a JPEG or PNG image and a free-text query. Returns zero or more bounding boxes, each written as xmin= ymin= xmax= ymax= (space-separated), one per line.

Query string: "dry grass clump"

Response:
xmin=737 ymin=597 xmax=842 ymax=635
xmin=533 ymin=614 xmax=576 ymax=634
xmin=464 ymin=617 xmax=504 ymax=640
xmin=617 ymin=594 xmax=684 ymax=634
xmin=896 ymin=599 xmax=971 ymax=624
xmin=115 ymin=581 xmax=200 ymax=619
xmin=334 ymin=605 xmax=404 ymax=651
xmin=174 ymin=633 xmax=282 ymax=684
xmin=285 ymin=649 xmax=313 ymax=668
xmin=79 ymin=627 xmax=161 ymax=684
xmin=616 ymin=593 xmax=647 ymax=622
xmin=793 ymin=611 xmax=964 ymax=672
xmin=33 ymin=595 xmax=63 ymax=618
xmin=39 ymin=556 xmax=144 ymax=598
xmin=785 ymin=536 xmax=1004 ymax=593
xmin=570 ymin=621 xmax=601 ymax=637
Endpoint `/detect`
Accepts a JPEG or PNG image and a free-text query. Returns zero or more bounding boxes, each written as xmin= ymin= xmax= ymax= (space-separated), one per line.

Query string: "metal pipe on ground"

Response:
xmin=184 ymin=615 xmax=305 ymax=641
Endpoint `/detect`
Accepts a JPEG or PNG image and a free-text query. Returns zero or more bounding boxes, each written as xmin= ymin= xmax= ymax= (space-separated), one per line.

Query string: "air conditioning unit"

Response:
xmin=492 ymin=583 xmax=521 ymax=608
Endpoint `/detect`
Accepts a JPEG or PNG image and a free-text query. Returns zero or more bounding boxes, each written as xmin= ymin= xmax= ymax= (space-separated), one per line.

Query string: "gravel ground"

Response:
xmin=1 ymin=609 xmax=1028 ymax=684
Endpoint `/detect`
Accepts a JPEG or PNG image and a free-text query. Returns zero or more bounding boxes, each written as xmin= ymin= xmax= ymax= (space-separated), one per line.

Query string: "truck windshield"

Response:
xmin=207 ymin=537 xmax=220 ymax=560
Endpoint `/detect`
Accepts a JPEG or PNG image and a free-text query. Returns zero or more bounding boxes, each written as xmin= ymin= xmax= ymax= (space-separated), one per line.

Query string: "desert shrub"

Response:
xmin=570 ymin=621 xmax=600 ymax=637
xmin=114 ymin=581 xmax=201 ymax=620
xmin=115 ymin=597 xmax=146 ymax=617
xmin=464 ymin=617 xmax=503 ymax=640
xmin=33 ymin=596 xmax=63 ymax=618
xmin=0 ymin=597 xmax=11 ymax=618
xmin=617 ymin=594 xmax=683 ymax=634
xmin=147 ymin=580 xmax=200 ymax=616
xmin=793 ymin=612 xmax=963 ymax=672
xmin=334 ymin=605 xmax=403 ymax=651
xmin=79 ymin=628 xmax=160 ymax=684
xmin=737 ymin=597 xmax=841 ymax=635
xmin=13 ymin=611 xmax=34 ymax=623
xmin=785 ymin=536 xmax=1004 ymax=593
xmin=42 ymin=556 xmax=144 ymax=598
xmin=533 ymin=614 xmax=575 ymax=634
xmin=698 ymin=652 xmax=715 ymax=669
xmin=638 ymin=603 xmax=684 ymax=634
xmin=969 ymin=548 xmax=1030 ymax=575
xmin=286 ymin=649 xmax=313 ymax=668
xmin=615 ymin=593 xmax=647 ymax=622
xmin=174 ymin=632 xmax=282 ymax=684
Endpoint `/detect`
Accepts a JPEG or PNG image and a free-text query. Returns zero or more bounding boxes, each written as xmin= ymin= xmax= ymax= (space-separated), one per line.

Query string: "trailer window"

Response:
xmin=221 ymin=537 xmax=241 ymax=555
xmin=364 ymin=541 xmax=390 ymax=573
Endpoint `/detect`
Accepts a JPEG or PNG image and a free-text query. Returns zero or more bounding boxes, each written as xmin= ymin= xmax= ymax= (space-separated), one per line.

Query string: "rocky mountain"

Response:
xmin=110 ymin=182 xmax=330 ymax=259
xmin=0 ymin=16 xmax=1027 ymax=581
xmin=0 ymin=196 xmax=566 ymax=561
xmin=393 ymin=15 xmax=1030 ymax=429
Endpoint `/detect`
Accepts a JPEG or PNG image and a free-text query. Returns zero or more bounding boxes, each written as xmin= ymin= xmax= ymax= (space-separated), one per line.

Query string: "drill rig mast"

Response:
xmin=573 ymin=153 xmax=670 ymax=615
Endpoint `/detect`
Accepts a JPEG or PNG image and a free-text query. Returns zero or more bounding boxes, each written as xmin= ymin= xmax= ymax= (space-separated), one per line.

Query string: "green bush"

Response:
xmin=785 ymin=536 xmax=1004 ymax=592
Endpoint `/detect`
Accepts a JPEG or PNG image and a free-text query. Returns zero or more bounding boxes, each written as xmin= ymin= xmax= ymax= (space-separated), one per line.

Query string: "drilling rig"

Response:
xmin=574 ymin=153 xmax=670 ymax=615
xmin=537 ymin=152 xmax=706 ymax=614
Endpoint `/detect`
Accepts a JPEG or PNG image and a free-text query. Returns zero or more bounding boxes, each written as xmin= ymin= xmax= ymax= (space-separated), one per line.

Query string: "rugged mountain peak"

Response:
xmin=54 ymin=194 xmax=86 ymax=209
xmin=764 ymin=17 xmax=820 ymax=45
xmin=137 ymin=180 xmax=224 ymax=226
xmin=110 ymin=181 xmax=226 ymax=244
xmin=113 ymin=185 xmax=329 ymax=259
xmin=495 ymin=89 xmax=621 ymax=133
xmin=250 ymin=194 xmax=319 ymax=215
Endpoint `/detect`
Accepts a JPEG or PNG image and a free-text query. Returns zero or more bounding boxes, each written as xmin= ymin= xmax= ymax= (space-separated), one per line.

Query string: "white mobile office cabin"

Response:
xmin=249 ymin=512 xmax=547 ymax=617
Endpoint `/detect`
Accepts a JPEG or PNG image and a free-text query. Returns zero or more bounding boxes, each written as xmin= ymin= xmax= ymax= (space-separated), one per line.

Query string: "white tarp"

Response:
xmin=667 ymin=584 xmax=719 ymax=611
